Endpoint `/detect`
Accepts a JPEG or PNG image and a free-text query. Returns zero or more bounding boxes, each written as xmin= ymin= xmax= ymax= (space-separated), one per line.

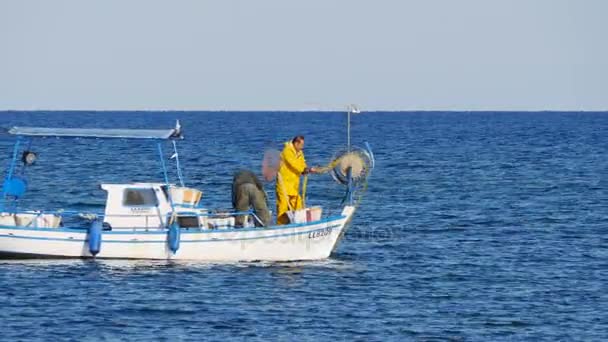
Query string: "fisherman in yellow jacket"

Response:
xmin=276 ymin=135 xmax=317 ymax=225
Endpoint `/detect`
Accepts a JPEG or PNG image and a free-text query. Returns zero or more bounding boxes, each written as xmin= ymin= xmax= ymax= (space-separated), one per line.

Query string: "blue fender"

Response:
xmin=2 ymin=177 xmax=27 ymax=198
xmin=168 ymin=221 xmax=180 ymax=254
xmin=88 ymin=220 xmax=103 ymax=256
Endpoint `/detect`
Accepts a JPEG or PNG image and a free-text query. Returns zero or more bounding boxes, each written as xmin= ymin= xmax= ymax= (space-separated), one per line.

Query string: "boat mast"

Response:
xmin=347 ymin=104 xmax=360 ymax=152
xmin=347 ymin=107 xmax=351 ymax=152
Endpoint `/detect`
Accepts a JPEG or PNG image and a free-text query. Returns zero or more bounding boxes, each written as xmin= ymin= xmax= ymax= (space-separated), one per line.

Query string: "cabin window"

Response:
xmin=122 ymin=188 xmax=158 ymax=207
xmin=177 ymin=216 xmax=199 ymax=228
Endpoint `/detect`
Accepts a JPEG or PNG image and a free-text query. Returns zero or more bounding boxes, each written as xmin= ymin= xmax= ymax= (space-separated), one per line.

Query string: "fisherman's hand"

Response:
xmin=308 ymin=167 xmax=319 ymax=174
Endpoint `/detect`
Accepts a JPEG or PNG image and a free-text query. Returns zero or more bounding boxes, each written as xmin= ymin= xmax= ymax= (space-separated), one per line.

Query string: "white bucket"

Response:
xmin=288 ymin=206 xmax=323 ymax=224
xmin=170 ymin=187 xmax=202 ymax=207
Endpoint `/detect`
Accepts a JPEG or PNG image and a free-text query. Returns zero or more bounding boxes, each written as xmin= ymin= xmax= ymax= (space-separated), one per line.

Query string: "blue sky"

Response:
xmin=0 ymin=0 xmax=606 ymax=111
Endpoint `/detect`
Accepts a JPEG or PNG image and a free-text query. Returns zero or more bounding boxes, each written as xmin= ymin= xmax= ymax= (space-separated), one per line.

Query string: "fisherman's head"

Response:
xmin=292 ymin=135 xmax=305 ymax=152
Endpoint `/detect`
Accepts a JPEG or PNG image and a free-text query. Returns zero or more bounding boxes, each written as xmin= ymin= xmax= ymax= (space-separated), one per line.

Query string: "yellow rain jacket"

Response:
xmin=276 ymin=141 xmax=307 ymax=224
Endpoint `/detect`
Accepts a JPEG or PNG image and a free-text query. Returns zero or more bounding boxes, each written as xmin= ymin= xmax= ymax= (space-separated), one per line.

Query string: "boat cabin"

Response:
xmin=101 ymin=183 xmax=206 ymax=229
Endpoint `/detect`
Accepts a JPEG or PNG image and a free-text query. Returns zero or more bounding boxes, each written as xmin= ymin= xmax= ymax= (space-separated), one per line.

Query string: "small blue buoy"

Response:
xmin=88 ymin=220 xmax=103 ymax=256
xmin=168 ymin=221 xmax=180 ymax=254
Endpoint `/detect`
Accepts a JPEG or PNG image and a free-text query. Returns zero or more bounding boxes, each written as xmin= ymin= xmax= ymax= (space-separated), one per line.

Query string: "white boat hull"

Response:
xmin=0 ymin=207 xmax=355 ymax=261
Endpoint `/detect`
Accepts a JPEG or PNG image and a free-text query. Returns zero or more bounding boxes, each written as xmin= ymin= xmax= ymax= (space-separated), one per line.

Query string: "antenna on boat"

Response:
xmin=171 ymin=120 xmax=183 ymax=139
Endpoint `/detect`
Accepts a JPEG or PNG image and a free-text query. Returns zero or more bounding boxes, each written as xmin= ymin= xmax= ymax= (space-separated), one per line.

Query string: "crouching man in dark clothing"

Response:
xmin=232 ymin=170 xmax=271 ymax=227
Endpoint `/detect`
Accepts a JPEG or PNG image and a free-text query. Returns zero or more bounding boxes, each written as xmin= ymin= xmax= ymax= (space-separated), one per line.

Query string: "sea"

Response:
xmin=0 ymin=111 xmax=606 ymax=341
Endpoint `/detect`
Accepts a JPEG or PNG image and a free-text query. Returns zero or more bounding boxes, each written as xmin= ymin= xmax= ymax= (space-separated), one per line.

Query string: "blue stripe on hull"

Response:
xmin=0 ymin=224 xmax=342 ymax=244
xmin=0 ymin=215 xmax=345 ymax=235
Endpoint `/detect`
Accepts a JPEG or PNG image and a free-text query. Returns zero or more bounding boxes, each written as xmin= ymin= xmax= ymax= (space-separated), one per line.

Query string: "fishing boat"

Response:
xmin=0 ymin=121 xmax=374 ymax=261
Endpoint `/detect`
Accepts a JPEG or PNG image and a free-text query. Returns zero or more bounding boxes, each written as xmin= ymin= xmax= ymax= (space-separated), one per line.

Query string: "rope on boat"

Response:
xmin=301 ymin=174 xmax=308 ymax=208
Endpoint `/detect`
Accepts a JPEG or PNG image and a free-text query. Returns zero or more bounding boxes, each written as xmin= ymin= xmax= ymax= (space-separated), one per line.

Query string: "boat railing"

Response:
xmin=0 ymin=208 xmax=264 ymax=229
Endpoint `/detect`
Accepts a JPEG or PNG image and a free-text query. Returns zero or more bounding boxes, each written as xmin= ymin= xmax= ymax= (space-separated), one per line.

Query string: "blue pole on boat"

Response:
xmin=346 ymin=166 xmax=354 ymax=205
xmin=1 ymin=137 xmax=22 ymax=211
xmin=157 ymin=142 xmax=170 ymax=185
xmin=157 ymin=141 xmax=176 ymax=211
xmin=6 ymin=137 xmax=21 ymax=181
xmin=158 ymin=141 xmax=180 ymax=253
xmin=172 ymin=140 xmax=185 ymax=187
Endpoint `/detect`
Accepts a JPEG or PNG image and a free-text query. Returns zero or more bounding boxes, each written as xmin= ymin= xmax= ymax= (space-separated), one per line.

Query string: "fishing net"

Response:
xmin=318 ymin=146 xmax=374 ymax=186
xmin=263 ymin=145 xmax=374 ymax=185
xmin=262 ymin=148 xmax=281 ymax=181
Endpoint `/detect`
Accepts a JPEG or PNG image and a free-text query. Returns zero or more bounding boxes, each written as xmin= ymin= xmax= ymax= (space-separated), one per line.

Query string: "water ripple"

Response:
xmin=0 ymin=111 xmax=607 ymax=340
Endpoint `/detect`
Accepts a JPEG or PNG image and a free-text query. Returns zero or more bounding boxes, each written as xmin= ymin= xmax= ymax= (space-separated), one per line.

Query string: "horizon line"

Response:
xmin=1 ymin=109 xmax=607 ymax=113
